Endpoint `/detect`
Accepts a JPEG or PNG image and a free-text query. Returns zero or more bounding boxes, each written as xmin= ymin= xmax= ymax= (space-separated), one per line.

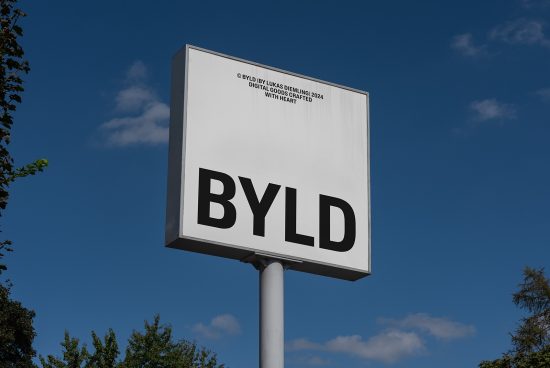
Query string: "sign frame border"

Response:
xmin=165 ymin=44 xmax=371 ymax=281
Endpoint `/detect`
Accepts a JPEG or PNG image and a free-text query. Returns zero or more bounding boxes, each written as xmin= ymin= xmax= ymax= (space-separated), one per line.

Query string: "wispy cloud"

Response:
xmin=326 ymin=331 xmax=424 ymax=363
xmin=99 ymin=61 xmax=169 ymax=147
xmin=287 ymin=313 xmax=475 ymax=364
xmin=521 ymin=0 xmax=550 ymax=8
xmin=126 ymin=60 xmax=148 ymax=81
xmin=451 ymin=33 xmax=487 ymax=57
xmin=287 ymin=338 xmax=322 ymax=351
xmin=490 ymin=18 xmax=550 ymax=47
xmin=192 ymin=314 xmax=241 ymax=340
xmin=380 ymin=313 xmax=476 ymax=340
xmin=453 ymin=17 xmax=550 ymax=62
xmin=536 ymin=88 xmax=550 ymax=102
xmin=287 ymin=331 xmax=424 ymax=364
xmin=291 ymin=355 xmax=331 ymax=366
xmin=470 ymin=98 xmax=516 ymax=122
xmin=115 ymin=86 xmax=156 ymax=113
xmin=304 ymin=356 xmax=331 ymax=366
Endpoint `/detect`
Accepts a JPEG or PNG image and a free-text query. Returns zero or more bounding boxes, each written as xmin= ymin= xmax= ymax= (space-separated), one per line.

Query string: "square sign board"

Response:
xmin=166 ymin=45 xmax=370 ymax=281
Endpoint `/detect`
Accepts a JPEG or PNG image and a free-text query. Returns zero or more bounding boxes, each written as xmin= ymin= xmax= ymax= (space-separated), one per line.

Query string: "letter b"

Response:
xmin=197 ymin=168 xmax=236 ymax=229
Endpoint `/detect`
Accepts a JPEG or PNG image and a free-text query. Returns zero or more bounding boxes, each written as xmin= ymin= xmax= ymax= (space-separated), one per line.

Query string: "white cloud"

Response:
xmin=304 ymin=356 xmax=331 ymax=366
xmin=327 ymin=331 xmax=424 ymax=363
xmin=192 ymin=314 xmax=241 ymax=340
xmin=470 ymin=98 xmax=516 ymax=121
xmin=521 ymin=0 xmax=550 ymax=8
xmin=380 ymin=313 xmax=476 ymax=340
xmin=100 ymin=61 xmax=169 ymax=147
xmin=490 ymin=18 xmax=550 ymax=47
xmin=290 ymin=355 xmax=332 ymax=366
xmin=115 ymin=86 xmax=156 ymax=113
xmin=287 ymin=313 xmax=476 ymax=364
xmin=287 ymin=330 xmax=424 ymax=364
xmin=536 ymin=88 xmax=550 ymax=102
xmin=451 ymin=33 xmax=487 ymax=57
xmin=126 ymin=60 xmax=148 ymax=82
xmin=101 ymin=101 xmax=169 ymax=146
xmin=287 ymin=338 xmax=323 ymax=351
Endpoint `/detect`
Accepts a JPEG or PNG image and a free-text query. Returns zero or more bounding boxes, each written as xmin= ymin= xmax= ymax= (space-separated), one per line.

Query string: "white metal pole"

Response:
xmin=260 ymin=259 xmax=284 ymax=368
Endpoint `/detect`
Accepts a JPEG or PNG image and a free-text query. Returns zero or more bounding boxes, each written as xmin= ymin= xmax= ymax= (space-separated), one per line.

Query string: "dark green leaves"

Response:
xmin=123 ymin=315 xmax=224 ymax=368
xmin=479 ymin=267 xmax=550 ymax=368
xmin=39 ymin=332 xmax=89 ymax=368
xmin=87 ymin=330 xmax=119 ymax=368
xmin=0 ymin=0 xmax=48 ymax=276
xmin=39 ymin=315 xmax=225 ymax=368
xmin=0 ymin=2 xmax=46 ymax=367
xmin=0 ymin=284 xmax=36 ymax=368
xmin=510 ymin=267 xmax=550 ymax=355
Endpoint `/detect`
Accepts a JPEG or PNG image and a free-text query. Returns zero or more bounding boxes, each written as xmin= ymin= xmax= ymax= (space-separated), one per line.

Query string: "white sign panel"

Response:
xmin=166 ymin=45 xmax=370 ymax=280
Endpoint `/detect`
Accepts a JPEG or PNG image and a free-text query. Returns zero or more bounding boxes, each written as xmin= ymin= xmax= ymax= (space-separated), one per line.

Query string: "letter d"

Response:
xmin=319 ymin=195 xmax=356 ymax=252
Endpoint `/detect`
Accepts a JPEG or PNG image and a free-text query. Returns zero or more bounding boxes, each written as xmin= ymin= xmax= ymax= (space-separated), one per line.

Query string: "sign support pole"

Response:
xmin=259 ymin=258 xmax=284 ymax=368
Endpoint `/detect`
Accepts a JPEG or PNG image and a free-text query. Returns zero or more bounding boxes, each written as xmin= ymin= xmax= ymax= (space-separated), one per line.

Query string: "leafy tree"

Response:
xmin=479 ymin=267 xmax=550 ymax=368
xmin=40 ymin=329 xmax=119 ymax=368
xmin=0 ymin=284 xmax=35 ymax=367
xmin=121 ymin=315 xmax=223 ymax=368
xmin=511 ymin=267 xmax=550 ymax=354
xmin=40 ymin=316 xmax=225 ymax=368
xmin=87 ymin=329 xmax=119 ymax=368
xmin=0 ymin=0 xmax=47 ymax=275
xmin=1 ymin=1 xmax=47 ymax=367
xmin=39 ymin=332 xmax=89 ymax=368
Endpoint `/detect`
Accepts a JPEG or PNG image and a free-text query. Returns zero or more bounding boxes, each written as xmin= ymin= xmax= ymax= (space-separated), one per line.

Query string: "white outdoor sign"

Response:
xmin=166 ymin=45 xmax=370 ymax=280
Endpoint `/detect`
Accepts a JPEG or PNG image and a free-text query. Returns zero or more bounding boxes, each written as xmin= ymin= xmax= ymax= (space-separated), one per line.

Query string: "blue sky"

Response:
xmin=4 ymin=0 xmax=550 ymax=367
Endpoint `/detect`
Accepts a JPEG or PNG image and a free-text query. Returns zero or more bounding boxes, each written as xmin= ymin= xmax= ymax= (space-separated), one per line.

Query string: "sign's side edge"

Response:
xmin=180 ymin=46 xmax=191 ymax=240
xmin=165 ymin=48 xmax=187 ymax=245
xmin=366 ymin=93 xmax=372 ymax=275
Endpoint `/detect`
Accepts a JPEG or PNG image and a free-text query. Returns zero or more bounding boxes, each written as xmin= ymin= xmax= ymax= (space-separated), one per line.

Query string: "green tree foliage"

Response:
xmin=40 ymin=315 xmax=225 ymax=368
xmin=123 ymin=315 xmax=223 ymax=368
xmin=479 ymin=267 xmax=550 ymax=368
xmin=0 ymin=284 xmax=35 ymax=367
xmin=511 ymin=267 xmax=550 ymax=354
xmin=88 ymin=330 xmax=119 ymax=368
xmin=40 ymin=332 xmax=90 ymax=368
xmin=0 ymin=0 xmax=48 ymax=274
xmin=1 ymin=1 xmax=47 ymax=366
